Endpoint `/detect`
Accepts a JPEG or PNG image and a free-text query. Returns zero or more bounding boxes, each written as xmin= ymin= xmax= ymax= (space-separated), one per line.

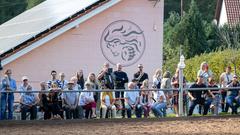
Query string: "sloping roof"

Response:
xmin=215 ymin=0 xmax=240 ymax=26
xmin=0 ymin=0 xmax=117 ymax=60
xmin=225 ymin=0 xmax=240 ymax=26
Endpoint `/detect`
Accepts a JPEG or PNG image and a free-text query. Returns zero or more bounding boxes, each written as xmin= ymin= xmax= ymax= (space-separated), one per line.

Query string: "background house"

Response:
xmin=215 ymin=0 xmax=240 ymax=26
xmin=0 ymin=0 xmax=164 ymax=89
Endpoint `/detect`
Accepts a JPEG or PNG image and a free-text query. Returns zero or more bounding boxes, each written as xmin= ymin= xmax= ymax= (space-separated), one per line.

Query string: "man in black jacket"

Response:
xmin=133 ymin=64 xmax=148 ymax=89
xmin=113 ymin=63 xmax=129 ymax=118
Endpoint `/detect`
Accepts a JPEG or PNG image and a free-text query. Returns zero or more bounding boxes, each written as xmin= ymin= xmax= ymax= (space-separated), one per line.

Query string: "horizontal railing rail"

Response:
xmin=0 ymin=87 xmax=239 ymax=93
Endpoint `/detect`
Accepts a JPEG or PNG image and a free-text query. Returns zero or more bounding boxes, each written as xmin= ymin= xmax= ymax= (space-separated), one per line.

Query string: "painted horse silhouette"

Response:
xmin=101 ymin=20 xmax=145 ymax=66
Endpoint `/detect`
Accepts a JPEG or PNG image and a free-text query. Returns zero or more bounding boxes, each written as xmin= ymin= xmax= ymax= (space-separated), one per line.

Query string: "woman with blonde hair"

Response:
xmin=153 ymin=68 xmax=162 ymax=89
xmin=197 ymin=62 xmax=213 ymax=86
xmin=161 ymin=71 xmax=172 ymax=106
xmin=140 ymin=79 xmax=153 ymax=118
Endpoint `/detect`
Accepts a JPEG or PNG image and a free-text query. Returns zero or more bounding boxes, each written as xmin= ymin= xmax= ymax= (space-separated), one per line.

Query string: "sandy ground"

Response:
xmin=0 ymin=116 xmax=240 ymax=135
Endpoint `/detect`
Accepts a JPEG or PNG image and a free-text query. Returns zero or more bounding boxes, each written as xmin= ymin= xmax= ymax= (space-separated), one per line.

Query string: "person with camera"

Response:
xmin=97 ymin=62 xmax=114 ymax=90
xmin=113 ymin=63 xmax=129 ymax=118
xmin=133 ymin=64 xmax=148 ymax=89
xmin=0 ymin=69 xmax=17 ymax=120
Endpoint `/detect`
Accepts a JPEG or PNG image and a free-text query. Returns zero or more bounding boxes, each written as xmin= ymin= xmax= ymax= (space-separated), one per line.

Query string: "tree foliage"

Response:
xmin=184 ymin=49 xmax=240 ymax=82
xmin=164 ymin=0 xmax=208 ymax=59
xmin=164 ymin=0 xmax=217 ymax=22
xmin=0 ymin=0 xmax=45 ymax=24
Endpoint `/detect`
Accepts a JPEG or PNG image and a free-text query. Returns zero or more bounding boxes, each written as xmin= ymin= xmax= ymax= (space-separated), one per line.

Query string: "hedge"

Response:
xmin=163 ymin=49 xmax=240 ymax=82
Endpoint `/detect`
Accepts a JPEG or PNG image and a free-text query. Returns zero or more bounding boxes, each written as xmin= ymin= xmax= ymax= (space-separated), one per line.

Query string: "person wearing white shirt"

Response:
xmin=220 ymin=66 xmax=233 ymax=112
xmin=20 ymin=85 xmax=39 ymax=120
xmin=62 ymin=81 xmax=79 ymax=119
xmin=100 ymin=91 xmax=116 ymax=118
xmin=151 ymin=89 xmax=167 ymax=118
xmin=79 ymin=82 xmax=96 ymax=119
xmin=125 ymin=82 xmax=142 ymax=118
xmin=59 ymin=72 xmax=68 ymax=90
xmin=19 ymin=76 xmax=30 ymax=96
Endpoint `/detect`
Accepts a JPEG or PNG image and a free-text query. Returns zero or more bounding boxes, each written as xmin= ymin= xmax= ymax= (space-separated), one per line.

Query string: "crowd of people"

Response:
xmin=0 ymin=62 xmax=239 ymax=120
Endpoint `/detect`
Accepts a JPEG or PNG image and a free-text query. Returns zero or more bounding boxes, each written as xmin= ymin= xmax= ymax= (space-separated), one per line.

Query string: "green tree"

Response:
xmin=0 ymin=0 xmax=45 ymax=24
xmin=163 ymin=12 xmax=181 ymax=63
xmin=170 ymin=0 xmax=208 ymax=59
xmin=184 ymin=49 xmax=240 ymax=82
xmin=205 ymin=22 xmax=221 ymax=51
xmin=164 ymin=0 xmax=217 ymax=22
xmin=0 ymin=0 xmax=28 ymax=24
xmin=217 ymin=23 xmax=240 ymax=73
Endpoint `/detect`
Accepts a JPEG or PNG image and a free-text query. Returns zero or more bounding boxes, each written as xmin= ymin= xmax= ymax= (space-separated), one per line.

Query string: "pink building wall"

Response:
xmin=3 ymin=0 xmax=164 ymax=91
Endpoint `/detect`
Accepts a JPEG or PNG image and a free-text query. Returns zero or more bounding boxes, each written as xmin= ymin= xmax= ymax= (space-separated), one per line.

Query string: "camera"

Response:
xmin=108 ymin=68 xmax=113 ymax=73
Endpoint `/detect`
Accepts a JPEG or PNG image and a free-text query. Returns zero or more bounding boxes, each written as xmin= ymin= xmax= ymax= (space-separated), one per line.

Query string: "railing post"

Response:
xmin=178 ymin=55 xmax=185 ymax=117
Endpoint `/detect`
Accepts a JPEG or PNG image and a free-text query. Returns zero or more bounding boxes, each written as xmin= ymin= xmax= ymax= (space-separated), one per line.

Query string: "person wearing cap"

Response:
xmin=133 ymin=64 xmax=149 ymax=89
xmin=0 ymin=69 xmax=17 ymax=120
xmin=62 ymin=81 xmax=79 ymax=119
xmin=19 ymin=76 xmax=30 ymax=96
xmin=220 ymin=66 xmax=233 ymax=112
xmin=20 ymin=85 xmax=39 ymax=120
xmin=226 ymin=75 xmax=240 ymax=114
xmin=188 ymin=75 xmax=208 ymax=116
xmin=79 ymin=82 xmax=97 ymax=119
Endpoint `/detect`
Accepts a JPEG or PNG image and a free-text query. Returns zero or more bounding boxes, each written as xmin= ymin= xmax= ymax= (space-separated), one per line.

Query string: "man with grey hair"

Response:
xmin=125 ymin=82 xmax=142 ymax=118
xmin=113 ymin=63 xmax=129 ymax=118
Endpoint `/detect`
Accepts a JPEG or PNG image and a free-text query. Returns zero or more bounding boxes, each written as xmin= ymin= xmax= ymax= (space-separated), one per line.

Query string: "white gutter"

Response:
xmin=2 ymin=0 xmax=122 ymax=66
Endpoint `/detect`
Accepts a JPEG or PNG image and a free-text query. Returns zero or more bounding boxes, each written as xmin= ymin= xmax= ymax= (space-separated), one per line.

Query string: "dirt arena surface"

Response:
xmin=1 ymin=116 xmax=240 ymax=135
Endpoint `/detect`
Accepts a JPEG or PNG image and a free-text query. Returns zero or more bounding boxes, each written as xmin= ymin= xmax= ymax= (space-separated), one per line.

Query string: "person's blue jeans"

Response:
xmin=203 ymin=98 xmax=212 ymax=115
xmin=211 ymin=94 xmax=220 ymax=115
xmin=226 ymin=96 xmax=240 ymax=114
xmin=0 ymin=93 xmax=14 ymax=120
xmin=151 ymin=102 xmax=167 ymax=118
xmin=125 ymin=104 xmax=142 ymax=118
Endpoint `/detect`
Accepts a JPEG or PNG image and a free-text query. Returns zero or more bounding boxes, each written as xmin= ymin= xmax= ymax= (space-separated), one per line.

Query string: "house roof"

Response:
xmin=215 ymin=0 xmax=240 ymax=26
xmin=0 ymin=0 xmax=121 ymax=64
xmin=225 ymin=0 xmax=240 ymax=26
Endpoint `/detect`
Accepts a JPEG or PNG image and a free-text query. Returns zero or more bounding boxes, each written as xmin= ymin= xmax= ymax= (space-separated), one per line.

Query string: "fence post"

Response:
xmin=178 ymin=55 xmax=185 ymax=117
